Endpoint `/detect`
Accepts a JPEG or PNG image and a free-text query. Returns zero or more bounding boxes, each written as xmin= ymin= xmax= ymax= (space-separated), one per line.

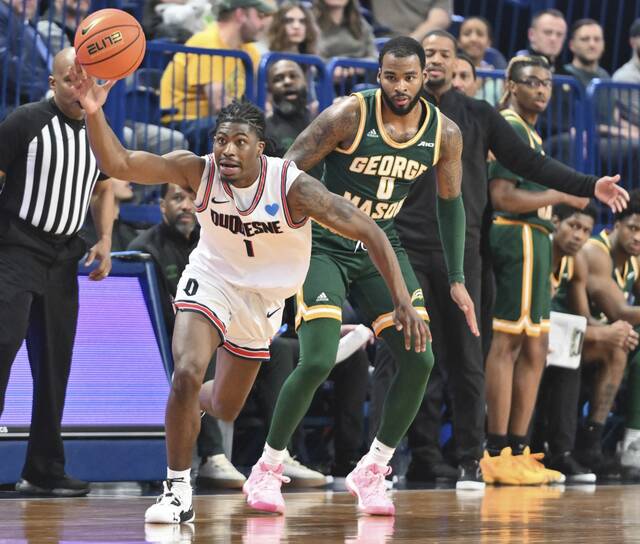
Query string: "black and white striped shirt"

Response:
xmin=0 ymin=98 xmax=106 ymax=238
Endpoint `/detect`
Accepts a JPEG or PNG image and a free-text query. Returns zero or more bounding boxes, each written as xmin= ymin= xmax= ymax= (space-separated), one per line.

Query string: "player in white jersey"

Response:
xmin=69 ymin=66 xmax=429 ymax=525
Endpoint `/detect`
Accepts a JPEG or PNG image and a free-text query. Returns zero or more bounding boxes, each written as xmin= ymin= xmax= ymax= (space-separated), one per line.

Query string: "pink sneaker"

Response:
xmin=345 ymin=461 xmax=395 ymax=516
xmin=243 ymin=461 xmax=291 ymax=514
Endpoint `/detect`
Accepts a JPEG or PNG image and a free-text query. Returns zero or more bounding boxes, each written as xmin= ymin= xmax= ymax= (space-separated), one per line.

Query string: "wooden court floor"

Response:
xmin=2 ymin=484 xmax=640 ymax=543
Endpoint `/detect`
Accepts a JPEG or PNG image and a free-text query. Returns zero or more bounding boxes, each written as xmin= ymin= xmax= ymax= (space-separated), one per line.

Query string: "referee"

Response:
xmin=0 ymin=48 xmax=114 ymax=496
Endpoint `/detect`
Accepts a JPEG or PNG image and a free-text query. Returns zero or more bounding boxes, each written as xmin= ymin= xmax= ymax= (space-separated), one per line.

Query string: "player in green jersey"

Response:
xmin=243 ymin=37 xmax=478 ymax=516
xmin=481 ymin=55 xmax=592 ymax=485
xmin=536 ymin=203 xmax=637 ymax=480
xmin=582 ymin=191 xmax=640 ymax=477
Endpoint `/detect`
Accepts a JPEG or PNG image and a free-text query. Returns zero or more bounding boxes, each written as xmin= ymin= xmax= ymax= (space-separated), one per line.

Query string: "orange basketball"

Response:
xmin=74 ymin=8 xmax=146 ymax=80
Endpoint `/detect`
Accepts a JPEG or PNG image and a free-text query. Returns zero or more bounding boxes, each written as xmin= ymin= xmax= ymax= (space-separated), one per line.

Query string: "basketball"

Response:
xmin=74 ymin=8 xmax=146 ymax=80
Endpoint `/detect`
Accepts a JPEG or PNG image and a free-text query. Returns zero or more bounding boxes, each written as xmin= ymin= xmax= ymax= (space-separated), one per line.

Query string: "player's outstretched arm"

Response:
xmin=434 ymin=116 xmax=479 ymax=337
xmin=67 ymin=60 xmax=202 ymax=192
xmin=287 ymin=173 xmax=429 ymax=352
xmin=490 ymin=178 xmax=589 ymax=214
xmin=284 ymin=96 xmax=361 ymax=172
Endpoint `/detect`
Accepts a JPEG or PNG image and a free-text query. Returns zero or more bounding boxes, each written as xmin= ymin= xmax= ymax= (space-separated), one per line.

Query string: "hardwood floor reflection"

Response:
xmin=2 ymin=484 xmax=640 ymax=542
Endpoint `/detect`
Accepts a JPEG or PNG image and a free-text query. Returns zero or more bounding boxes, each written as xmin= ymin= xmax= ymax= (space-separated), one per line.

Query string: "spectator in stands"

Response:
xmin=371 ymin=0 xmax=451 ymax=42
xmin=564 ymin=19 xmax=639 ymax=180
xmin=313 ymin=0 xmax=377 ymax=61
xmin=82 ymin=179 xmax=139 ymax=251
xmin=0 ymin=48 xmax=113 ymax=497
xmin=613 ymin=19 xmax=640 ymax=131
xmin=520 ymin=8 xmax=567 ymax=72
xmin=452 ymin=53 xmax=479 ymax=98
xmin=265 ymin=60 xmax=311 ymax=157
xmin=457 ymin=16 xmax=504 ymax=105
xmin=0 ymin=0 xmax=50 ymax=111
xmin=36 ymin=0 xmax=90 ymax=56
xmin=159 ymin=0 xmax=274 ymax=155
xmin=518 ymin=9 xmax=573 ymax=165
xmin=267 ymin=2 xmax=319 ymax=55
xmin=128 ymin=184 xmax=247 ymax=489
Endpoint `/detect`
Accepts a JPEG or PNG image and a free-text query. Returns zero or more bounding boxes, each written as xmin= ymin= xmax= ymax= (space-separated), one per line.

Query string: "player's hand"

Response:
xmin=603 ymin=320 xmax=637 ymax=350
xmin=594 ymin=174 xmax=629 ymax=213
xmin=86 ymin=237 xmax=112 ymax=281
xmin=67 ymin=58 xmax=116 ymax=115
xmin=393 ymin=300 xmax=431 ymax=352
xmin=450 ymin=282 xmax=480 ymax=337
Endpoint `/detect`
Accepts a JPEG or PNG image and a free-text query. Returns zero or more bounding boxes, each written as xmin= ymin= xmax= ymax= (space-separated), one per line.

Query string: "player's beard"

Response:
xmin=380 ymin=88 xmax=421 ymax=116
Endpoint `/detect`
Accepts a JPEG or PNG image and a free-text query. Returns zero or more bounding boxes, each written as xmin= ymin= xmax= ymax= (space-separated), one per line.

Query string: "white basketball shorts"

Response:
xmin=173 ymin=262 xmax=284 ymax=360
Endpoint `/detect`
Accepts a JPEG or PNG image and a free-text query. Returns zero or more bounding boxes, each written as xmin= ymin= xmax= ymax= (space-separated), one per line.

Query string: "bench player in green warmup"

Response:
xmin=582 ymin=191 xmax=640 ymax=478
xmin=482 ymin=55 xmax=593 ymax=485
xmin=238 ymin=37 xmax=478 ymax=516
xmin=534 ymin=203 xmax=637 ymax=481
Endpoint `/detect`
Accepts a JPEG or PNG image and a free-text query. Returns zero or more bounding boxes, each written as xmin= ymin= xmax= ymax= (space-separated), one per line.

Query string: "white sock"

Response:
xmin=167 ymin=467 xmax=192 ymax=500
xmin=623 ymin=428 xmax=640 ymax=450
xmin=363 ymin=438 xmax=395 ymax=467
xmin=262 ymin=444 xmax=287 ymax=467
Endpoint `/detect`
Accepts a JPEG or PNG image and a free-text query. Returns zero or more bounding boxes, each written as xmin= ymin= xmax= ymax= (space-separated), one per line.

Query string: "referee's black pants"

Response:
xmin=0 ymin=218 xmax=85 ymax=483
xmin=372 ymin=246 xmax=485 ymax=463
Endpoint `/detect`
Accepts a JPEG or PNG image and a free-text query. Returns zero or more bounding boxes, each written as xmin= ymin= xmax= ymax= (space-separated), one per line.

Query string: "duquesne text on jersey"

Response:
xmin=210 ymin=209 xmax=283 ymax=237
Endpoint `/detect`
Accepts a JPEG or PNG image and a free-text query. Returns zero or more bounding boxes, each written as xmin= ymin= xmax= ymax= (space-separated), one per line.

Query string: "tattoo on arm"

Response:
xmin=435 ymin=116 xmax=463 ymax=199
xmin=287 ymin=173 xmax=357 ymax=236
xmin=285 ymin=97 xmax=361 ymax=172
xmin=0 ymin=171 xmax=5 ymax=191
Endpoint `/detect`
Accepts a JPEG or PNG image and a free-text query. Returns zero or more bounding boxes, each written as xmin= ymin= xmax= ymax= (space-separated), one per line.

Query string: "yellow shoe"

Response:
xmin=480 ymin=447 xmax=543 ymax=485
xmin=520 ymin=447 xmax=566 ymax=484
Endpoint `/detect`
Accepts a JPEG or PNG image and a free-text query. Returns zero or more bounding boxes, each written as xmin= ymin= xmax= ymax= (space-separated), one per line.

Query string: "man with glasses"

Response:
xmin=481 ymin=55 xmax=590 ymax=484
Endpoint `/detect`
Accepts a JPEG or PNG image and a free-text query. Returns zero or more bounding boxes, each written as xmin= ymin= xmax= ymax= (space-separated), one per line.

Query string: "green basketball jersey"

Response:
xmin=313 ymin=88 xmax=442 ymax=253
xmin=588 ymin=230 xmax=639 ymax=318
xmin=551 ymin=255 xmax=574 ymax=313
xmin=488 ymin=108 xmax=553 ymax=232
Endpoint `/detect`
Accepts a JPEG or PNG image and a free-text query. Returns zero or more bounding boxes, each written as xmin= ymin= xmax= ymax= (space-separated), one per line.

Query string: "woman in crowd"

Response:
xmin=458 ymin=16 xmax=505 ymax=105
xmin=267 ymin=2 xmax=320 ymax=55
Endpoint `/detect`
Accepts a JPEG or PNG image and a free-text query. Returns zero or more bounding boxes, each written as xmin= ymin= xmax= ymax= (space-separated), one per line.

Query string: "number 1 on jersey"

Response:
xmin=244 ymin=239 xmax=255 ymax=257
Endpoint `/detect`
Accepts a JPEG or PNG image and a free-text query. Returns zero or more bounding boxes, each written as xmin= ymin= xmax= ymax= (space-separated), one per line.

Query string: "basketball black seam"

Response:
xmin=77 ymin=24 xmax=141 ymax=65
xmin=109 ymin=40 xmax=146 ymax=79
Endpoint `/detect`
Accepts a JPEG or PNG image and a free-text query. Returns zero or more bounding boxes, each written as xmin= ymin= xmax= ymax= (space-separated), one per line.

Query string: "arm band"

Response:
xmin=436 ymin=194 xmax=466 ymax=284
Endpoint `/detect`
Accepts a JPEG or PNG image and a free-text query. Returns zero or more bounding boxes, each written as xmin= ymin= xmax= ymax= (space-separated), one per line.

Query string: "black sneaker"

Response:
xmin=405 ymin=460 xmax=458 ymax=482
xmin=547 ymin=452 xmax=596 ymax=483
xmin=456 ymin=459 xmax=485 ymax=490
xmin=16 ymin=475 xmax=90 ymax=497
xmin=574 ymin=448 xmax=622 ymax=480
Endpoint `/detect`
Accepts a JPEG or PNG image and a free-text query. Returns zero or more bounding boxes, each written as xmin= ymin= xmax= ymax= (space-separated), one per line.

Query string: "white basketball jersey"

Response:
xmin=190 ymin=154 xmax=312 ymax=299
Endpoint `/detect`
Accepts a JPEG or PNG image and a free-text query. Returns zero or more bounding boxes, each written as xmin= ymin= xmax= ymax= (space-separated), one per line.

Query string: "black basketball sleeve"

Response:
xmin=486 ymin=103 xmax=597 ymax=197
